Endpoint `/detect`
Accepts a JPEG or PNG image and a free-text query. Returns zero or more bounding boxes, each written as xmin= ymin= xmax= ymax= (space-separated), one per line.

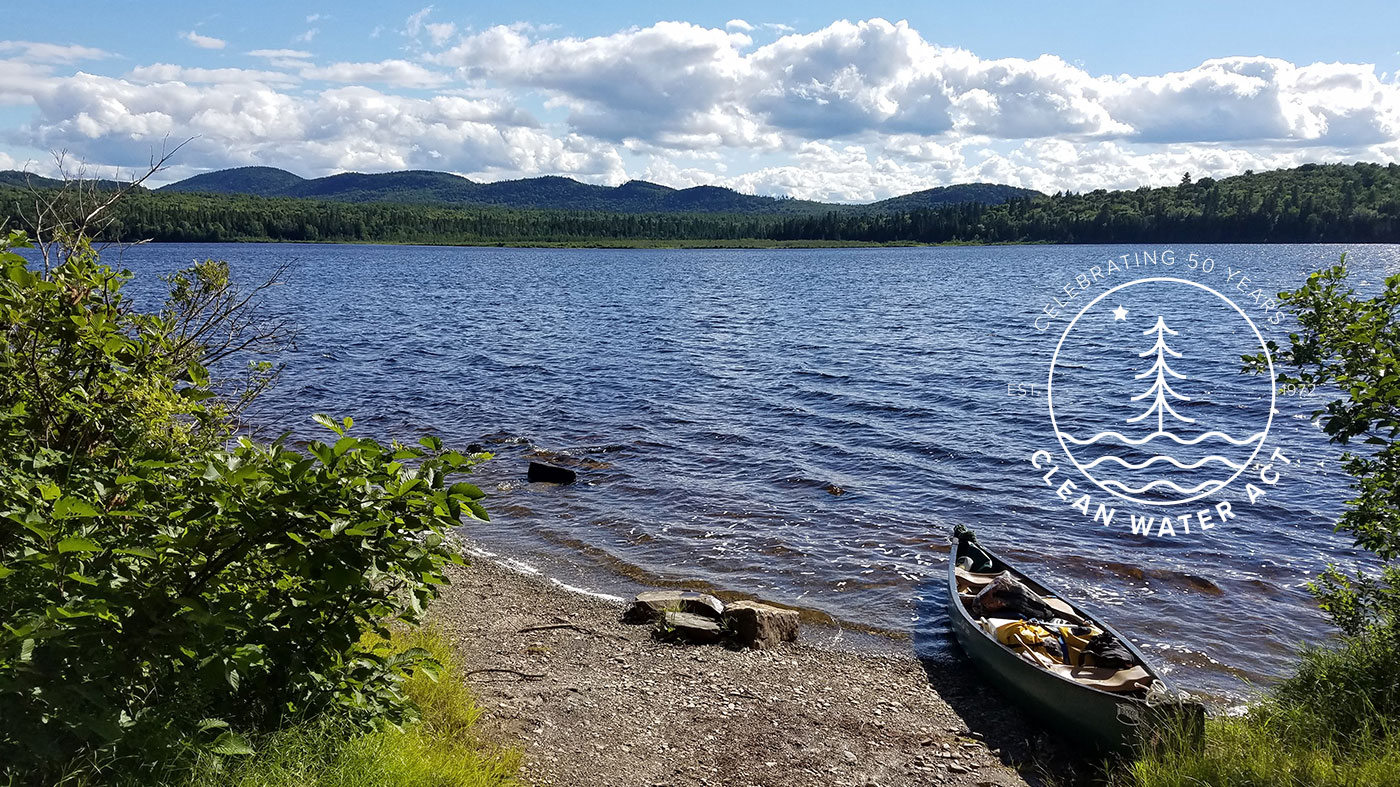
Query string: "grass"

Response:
xmin=1118 ymin=627 xmax=1400 ymax=787
xmin=180 ymin=627 xmax=520 ymax=787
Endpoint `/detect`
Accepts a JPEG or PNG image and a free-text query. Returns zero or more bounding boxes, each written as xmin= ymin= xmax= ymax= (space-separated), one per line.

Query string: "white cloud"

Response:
xmin=431 ymin=22 xmax=760 ymax=146
xmin=10 ymin=69 xmax=616 ymax=184
xmin=247 ymin=49 xmax=312 ymax=60
xmin=404 ymin=7 xmax=434 ymax=38
xmin=432 ymin=18 xmax=1400 ymax=153
xmin=402 ymin=7 xmax=457 ymax=47
xmin=7 ymin=18 xmax=1400 ymax=200
xmin=246 ymin=49 xmax=314 ymax=70
xmin=180 ymin=31 xmax=226 ymax=50
xmin=0 ymin=41 xmax=112 ymax=63
xmin=1105 ymin=57 xmax=1400 ymax=146
xmin=300 ymin=60 xmax=451 ymax=89
xmin=127 ymin=63 xmax=300 ymax=87
xmin=425 ymin=22 xmax=456 ymax=47
xmin=294 ymin=28 xmax=319 ymax=44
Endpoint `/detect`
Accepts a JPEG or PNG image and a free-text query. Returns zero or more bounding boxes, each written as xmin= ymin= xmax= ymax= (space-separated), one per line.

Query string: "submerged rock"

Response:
xmin=622 ymin=590 xmax=725 ymax=624
xmin=527 ymin=461 xmax=577 ymax=484
xmin=655 ymin=611 xmax=723 ymax=645
xmin=723 ymin=600 xmax=799 ymax=649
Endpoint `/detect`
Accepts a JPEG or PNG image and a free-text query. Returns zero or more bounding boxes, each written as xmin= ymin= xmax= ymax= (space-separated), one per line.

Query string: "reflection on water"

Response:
xmin=101 ymin=241 xmax=1400 ymax=702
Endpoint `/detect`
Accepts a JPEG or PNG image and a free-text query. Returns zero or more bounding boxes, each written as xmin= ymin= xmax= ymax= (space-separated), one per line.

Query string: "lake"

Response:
xmin=100 ymin=241 xmax=1400 ymax=702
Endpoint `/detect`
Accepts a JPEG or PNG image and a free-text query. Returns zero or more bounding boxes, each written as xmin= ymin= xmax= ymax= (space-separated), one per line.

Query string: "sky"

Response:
xmin=2 ymin=1 xmax=1400 ymax=201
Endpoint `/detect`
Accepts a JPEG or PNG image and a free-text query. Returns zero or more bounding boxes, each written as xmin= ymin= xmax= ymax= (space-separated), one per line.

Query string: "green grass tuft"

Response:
xmin=1122 ymin=627 xmax=1400 ymax=787
xmin=183 ymin=627 xmax=519 ymax=787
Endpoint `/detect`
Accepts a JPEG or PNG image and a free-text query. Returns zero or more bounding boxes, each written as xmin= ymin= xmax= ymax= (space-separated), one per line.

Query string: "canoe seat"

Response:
xmin=1050 ymin=664 xmax=1153 ymax=694
xmin=1042 ymin=596 xmax=1085 ymax=624
xmin=955 ymin=566 xmax=999 ymax=593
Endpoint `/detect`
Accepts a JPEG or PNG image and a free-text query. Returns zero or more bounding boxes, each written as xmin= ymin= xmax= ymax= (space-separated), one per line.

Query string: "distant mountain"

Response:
xmin=0 ymin=170 xmax=134 ymax=192
xmin=155 ymin=166 xmax=1040 ymax=215
xmin=165 ymin=166 xmax=303 ymax=197
xmin=865 ymin=182 xmax=1041 ymax=212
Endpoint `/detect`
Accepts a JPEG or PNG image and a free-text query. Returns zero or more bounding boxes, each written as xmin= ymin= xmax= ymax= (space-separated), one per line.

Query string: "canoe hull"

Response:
xmin=946 ymin=535 xmax=1192 ymax=753
xmin=947 ymin=589 xmax=1148 ymax=752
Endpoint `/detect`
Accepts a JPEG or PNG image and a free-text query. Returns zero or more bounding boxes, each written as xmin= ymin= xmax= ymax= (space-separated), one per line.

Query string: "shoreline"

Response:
xmin=456 ymin=537 xmax=920 ymax=650
xmin=432 ymin=550 xmax=1072 ymax=787
xmin=99 ymin=238 xmax=1395 ymax=250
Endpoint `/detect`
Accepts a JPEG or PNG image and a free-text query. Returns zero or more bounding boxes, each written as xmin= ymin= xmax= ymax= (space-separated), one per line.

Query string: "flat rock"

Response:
xmin=623 ymin=590 xmax=725 ymax=624
xmin=723 ymin=600 xmax=799 ymax=649
xmin=655 ymin=611 xmax=723 ymax=645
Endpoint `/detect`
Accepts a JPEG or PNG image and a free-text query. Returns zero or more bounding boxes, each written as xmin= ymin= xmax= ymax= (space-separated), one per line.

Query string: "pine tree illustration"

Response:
xmin=1127 ymin=316 xmax=1195 ymax=432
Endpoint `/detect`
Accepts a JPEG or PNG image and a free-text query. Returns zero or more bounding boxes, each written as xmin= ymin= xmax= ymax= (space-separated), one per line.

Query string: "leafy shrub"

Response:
xmin=1125 ymin=257 xmax=1400 ymax=786
xmin=0 ymin=231 xmax=487 ymax=781
xmin=1246 ymin=259 xmax=1400 ymax=636
xmin=180 ymin=627 xmax=519 ymax=787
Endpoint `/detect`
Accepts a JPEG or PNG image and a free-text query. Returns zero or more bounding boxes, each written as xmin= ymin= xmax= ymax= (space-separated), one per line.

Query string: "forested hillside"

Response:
xmin=1 ymin=162 xmax=1396 ymax=246
xmin=764 ymin=162 xmax=1400 ymax=244
xmin=153 ymin=165 xmax=1037 ymax=215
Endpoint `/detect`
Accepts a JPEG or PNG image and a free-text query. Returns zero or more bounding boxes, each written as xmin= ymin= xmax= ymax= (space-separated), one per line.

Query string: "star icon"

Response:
xmin=1112 ymin=305 xmax=1129 ymax=321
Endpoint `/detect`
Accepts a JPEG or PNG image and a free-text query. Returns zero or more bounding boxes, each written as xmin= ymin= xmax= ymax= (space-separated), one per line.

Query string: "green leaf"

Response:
xmin=333 ymin=436 xmax=359 ymax=457
xmin=57 ymin=537 xmax=102 ymax=553
xmin=114 ymin=547 xmax=159 ymax=560
xmin=465 ymin=501 xmax=490 ymax=521
xmin=211 ymin=731 xmax=255 ymax=756
xmin=449 ymin=482 xmax=486 ymax=500
xmin=54 ymin=497 xmax=99 ymax=518
xmin=313 ymin=413 xmax=345 ymax=436
xmin=19 ymin=520 xmax=54 ymax=539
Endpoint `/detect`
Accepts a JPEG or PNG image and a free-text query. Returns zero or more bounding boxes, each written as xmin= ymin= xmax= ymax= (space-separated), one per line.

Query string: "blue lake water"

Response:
xmin=97 ymin=241 xmax=1400 ymax=702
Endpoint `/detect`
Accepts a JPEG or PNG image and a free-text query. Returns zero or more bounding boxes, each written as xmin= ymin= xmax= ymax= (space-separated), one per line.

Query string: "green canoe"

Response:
xmin=947 ymin=527 xmax=1204 ymax=753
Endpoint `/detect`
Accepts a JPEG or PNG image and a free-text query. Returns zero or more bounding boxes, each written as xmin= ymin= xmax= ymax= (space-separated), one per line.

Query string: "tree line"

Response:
xmin=3 ymin=161 xmax=1398 ymax=245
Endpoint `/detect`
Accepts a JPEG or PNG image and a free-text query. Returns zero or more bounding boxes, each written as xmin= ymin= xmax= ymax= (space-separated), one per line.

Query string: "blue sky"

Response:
xmin=2 ymin=2 xmax=1399 ymax=200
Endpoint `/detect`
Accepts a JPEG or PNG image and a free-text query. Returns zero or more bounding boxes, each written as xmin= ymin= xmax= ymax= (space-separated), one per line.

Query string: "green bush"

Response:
xmin=1246 ymin=260 xmax=1400 ymax=634
xmin=181 ymin=627 xmax=519 ymax=787
xmin=1125 ymin=257 xmax=1400 ymax=786
xmin=0 ymin=231 xmax=487 ymax=782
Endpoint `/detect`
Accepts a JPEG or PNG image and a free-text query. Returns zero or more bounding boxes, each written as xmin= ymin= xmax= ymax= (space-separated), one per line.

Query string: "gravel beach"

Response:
xmin=432 ymin=555 xmax=1071 ymax=787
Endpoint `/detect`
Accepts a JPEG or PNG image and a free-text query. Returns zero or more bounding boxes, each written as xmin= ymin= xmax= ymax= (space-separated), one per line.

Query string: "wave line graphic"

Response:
xmin=1082 ymin=454 xmax=1245 ymax=471
xmin=1098 ymin=478 xmax=1228 ymax=496
xmin=1064 ymin=430 xmax=1266 ymax=447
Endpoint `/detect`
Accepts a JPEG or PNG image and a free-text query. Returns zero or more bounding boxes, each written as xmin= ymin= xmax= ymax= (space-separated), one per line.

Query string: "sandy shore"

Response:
xmin=432 ymin=555 xmax=1071 ymax=787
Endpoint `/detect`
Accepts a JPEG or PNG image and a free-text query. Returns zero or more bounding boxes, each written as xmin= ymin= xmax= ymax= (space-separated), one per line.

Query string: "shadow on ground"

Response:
xmin=912 ymin=571 xmax=1114 ymax=787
